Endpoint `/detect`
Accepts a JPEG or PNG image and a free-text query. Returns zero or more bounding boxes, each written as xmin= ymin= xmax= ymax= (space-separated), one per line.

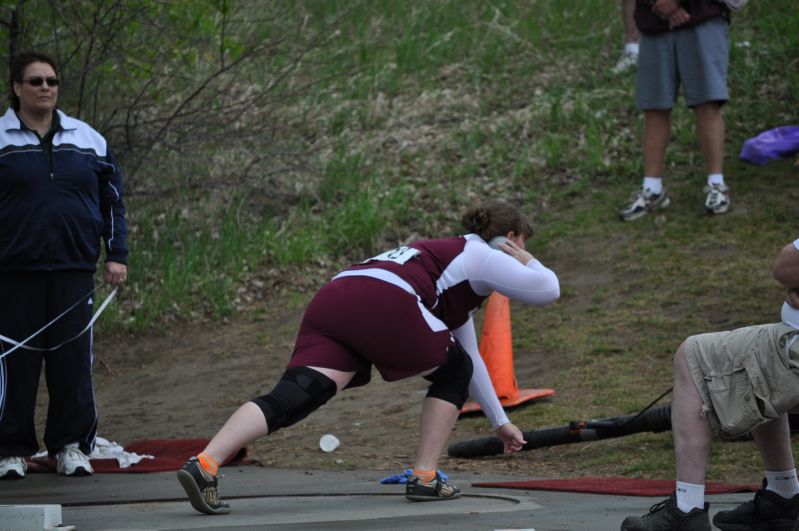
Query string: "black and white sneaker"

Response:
xmin=177 ymin=457 xmax=231 ymax=515
xmin=704 ymin=183 xmax=730 ymax=214
xmin=619 ymin=188 xmax=670 ymax=221
xmin=405 ymin=473 xmax=461 ymax=501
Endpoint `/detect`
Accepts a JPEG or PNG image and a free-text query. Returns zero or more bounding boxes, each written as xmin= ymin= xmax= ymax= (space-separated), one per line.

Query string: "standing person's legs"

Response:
xmin=42 ymin=271 xmax=97 ymax=457
xmin=636 ymin=29 xmax=677 ymax=183
xmin=619 ymin=31 xmax=676 ymax=221
xmin=643 ymin=109 xmax=673 ymax=179
xmin=622 ymin=0 xmax=639 ymax=46
xmin=613 ymin=0 xmax=640 ymax=73
xmin=0 ymin=273 xmax=47 ymax=466
xmin=694 ymin=102 xmax=725 ymax=176
xmin=677 ymin=17 xmax=730 ymax=213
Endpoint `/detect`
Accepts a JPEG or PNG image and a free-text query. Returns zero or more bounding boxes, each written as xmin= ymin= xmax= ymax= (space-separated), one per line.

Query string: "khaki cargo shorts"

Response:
xmin=684 ymin=322 xmax=799 ymax=438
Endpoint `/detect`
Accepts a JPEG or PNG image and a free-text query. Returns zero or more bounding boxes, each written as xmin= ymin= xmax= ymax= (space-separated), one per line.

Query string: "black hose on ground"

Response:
xmin=448 ymin=404 xmax=672 ymax=458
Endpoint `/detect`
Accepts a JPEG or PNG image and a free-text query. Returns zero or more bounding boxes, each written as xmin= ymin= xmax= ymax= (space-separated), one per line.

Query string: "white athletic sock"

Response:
xmin=643 ymin=177 xmax=663 ymax=195
xmin=676 ymin=481 xmax=705 ymax=513
xmin=625 ymin=42 xmax=639 ymax=55
xmin=707 ymin=173 xmax=725 ymax=187
xmin=765 ymin=469 xmax=799 ymax=499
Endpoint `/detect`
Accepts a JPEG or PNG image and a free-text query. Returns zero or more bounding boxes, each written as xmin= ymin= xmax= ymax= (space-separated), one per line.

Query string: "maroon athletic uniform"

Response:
xmin=289 ymin=237 xmax=481 ymax=388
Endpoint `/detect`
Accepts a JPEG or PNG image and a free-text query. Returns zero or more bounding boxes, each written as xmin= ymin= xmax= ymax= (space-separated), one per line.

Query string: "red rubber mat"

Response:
xmin=472 ymin=477 xmax=760 ymax=496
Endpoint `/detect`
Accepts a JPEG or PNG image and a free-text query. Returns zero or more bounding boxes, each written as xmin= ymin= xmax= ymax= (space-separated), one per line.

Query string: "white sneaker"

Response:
xmin=704 ymin=183 xmax=731 ymax=214
xmin=618 ymin=187 xmax=671 ymax=221
xmin=56 ymin=443 xmax=93 ymax=476
xmin=0 ymin=456 xmax=27 ymax=479
xmin=612 ymin=51 xmax=638 ymax=74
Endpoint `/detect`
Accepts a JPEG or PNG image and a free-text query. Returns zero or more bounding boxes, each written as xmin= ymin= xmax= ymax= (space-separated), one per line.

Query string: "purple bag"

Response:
xmin=739 ymin=126 xmax=799 ymax=165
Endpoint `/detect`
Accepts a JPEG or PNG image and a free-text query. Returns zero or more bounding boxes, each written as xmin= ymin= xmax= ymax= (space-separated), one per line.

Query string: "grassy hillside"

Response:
xmin=101 ymin=0 xmax=798 ymax=480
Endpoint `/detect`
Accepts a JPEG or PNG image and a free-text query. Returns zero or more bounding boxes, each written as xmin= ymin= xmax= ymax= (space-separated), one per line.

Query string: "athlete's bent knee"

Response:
xmin=251 ymin=366 xmax=337 ymax=434
xmin=423 ymin=345 xmax=473 ymax=408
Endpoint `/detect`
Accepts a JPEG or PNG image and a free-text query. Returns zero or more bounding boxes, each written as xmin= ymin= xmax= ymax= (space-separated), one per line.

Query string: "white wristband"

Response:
xmin=794 ymin=239 xmax=799 ymax=251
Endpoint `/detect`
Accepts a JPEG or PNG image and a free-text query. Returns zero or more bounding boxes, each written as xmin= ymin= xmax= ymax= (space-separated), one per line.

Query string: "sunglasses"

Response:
xmin=22 ymin=77 xmax=59 ymax=87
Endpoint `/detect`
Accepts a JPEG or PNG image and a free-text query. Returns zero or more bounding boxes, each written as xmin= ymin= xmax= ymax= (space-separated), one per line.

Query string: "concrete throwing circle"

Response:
xmin=62 ymin=493 xmax=542 ymax=529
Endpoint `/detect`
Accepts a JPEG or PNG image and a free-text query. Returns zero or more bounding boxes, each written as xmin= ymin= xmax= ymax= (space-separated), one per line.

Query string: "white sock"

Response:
xmin=643 ymin=177 xmax=663 ymax=195
xmin=625 ymin=42 xmax=639 ymax=55
xmin=766 ymin=469 xmax=799 ymax=499
xmin=707 ymin=173 xmax=725 ymax=186
xmin=676 ymin=481 xmax=705 ymax=513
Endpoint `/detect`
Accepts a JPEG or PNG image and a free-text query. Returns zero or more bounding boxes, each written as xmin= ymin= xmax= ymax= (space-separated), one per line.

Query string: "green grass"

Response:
xmin=96 ymin=0 xmax=799 ymax=480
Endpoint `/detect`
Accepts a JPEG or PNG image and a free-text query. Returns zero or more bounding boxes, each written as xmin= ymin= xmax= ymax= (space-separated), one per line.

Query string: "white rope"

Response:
xmin=0 ymin=287 xmax=117 ymax=361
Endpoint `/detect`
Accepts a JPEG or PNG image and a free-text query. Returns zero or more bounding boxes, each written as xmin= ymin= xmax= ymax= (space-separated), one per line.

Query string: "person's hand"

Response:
xmin=495 ymin=422 xmax=527 ymax=453
xmin=787 ymin=288 xmax=799 ymax=309
xmin=104 ymin=261 xmax=128 ymax=286
xmin=667 ymin=8 xmax=690 ymax=28
xmin=651 ymin=0 xmax=690 ymax=29
xmin=498 ymin=240 xmax=535 ymax=266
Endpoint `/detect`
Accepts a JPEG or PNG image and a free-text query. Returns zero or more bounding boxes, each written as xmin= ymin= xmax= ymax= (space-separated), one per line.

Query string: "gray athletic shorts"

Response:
xmin=684 ymin=322 xmax=799 ymax=438
xmin=636 ymin=17 xmax=729 ymax=110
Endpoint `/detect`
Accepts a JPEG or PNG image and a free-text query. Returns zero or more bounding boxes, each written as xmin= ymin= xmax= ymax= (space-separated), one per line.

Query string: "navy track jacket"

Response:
xmin=0 ymin=107 xmax=128 ymax=272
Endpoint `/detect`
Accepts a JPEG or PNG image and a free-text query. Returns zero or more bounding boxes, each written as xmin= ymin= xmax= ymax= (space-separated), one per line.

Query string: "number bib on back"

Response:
xmin=364 ymin=246 xmax=420 ymax=265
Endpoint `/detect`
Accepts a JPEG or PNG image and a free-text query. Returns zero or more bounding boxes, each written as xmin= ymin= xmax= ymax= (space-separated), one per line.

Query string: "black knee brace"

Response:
xmin=252 ymin=366 xmax=337 ymax=434
xmin=423 ymin=345 xmax=473 ymax=409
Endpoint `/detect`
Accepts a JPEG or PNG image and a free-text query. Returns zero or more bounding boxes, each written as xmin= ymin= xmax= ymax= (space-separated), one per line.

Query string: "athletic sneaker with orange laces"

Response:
xmin=177 ymin=456 xmax=231 ymax=515
xmin=405 ymin=472 xmax=461 ymax=501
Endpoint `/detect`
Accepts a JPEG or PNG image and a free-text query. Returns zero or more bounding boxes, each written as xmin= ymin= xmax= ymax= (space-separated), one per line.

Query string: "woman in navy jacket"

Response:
xmin=0 ymin=51 xmax=128 ymax=479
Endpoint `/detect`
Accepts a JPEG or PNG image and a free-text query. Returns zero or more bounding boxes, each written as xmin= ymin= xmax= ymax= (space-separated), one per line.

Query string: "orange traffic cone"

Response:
xmin=460 ymin=292 xmax=555 ymax=414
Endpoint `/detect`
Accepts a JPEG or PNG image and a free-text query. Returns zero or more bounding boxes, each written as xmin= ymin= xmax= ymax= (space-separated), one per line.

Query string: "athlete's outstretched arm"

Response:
xmin=452 ymin=319 xmax=526 ymax=452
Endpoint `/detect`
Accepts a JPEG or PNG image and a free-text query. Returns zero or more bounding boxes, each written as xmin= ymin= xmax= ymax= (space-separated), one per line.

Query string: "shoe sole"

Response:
xmin=177 ymin=469 xmax=231 ymax=515
xmin=706 ymin=204 xmax=730 ymax=214
xmin=620 ymin=196 xmax=671 ymax=221
xmin=714 ymin=521 xmax=795 ymax=531
xmin=60 ymin=467 xmax=92 ymax=477
xmin=406 ymin=492 xmax=462 ymax=502
xmin=0 ymin=470 xmax=25 ymax=480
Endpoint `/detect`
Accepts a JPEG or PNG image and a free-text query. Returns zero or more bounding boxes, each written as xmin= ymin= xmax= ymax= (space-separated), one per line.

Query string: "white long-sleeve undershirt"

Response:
xmin=463 ymin=236 xmax=560 ymax=302
xmin=455 ymin=236 xmax=560 ymax=429
xmin=452 ymin=318 xmax=510 ymax=429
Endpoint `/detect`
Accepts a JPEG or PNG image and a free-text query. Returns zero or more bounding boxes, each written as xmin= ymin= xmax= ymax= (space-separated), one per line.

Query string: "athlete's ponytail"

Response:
xmin=461 ymin=202 xmax=534 ymax=241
